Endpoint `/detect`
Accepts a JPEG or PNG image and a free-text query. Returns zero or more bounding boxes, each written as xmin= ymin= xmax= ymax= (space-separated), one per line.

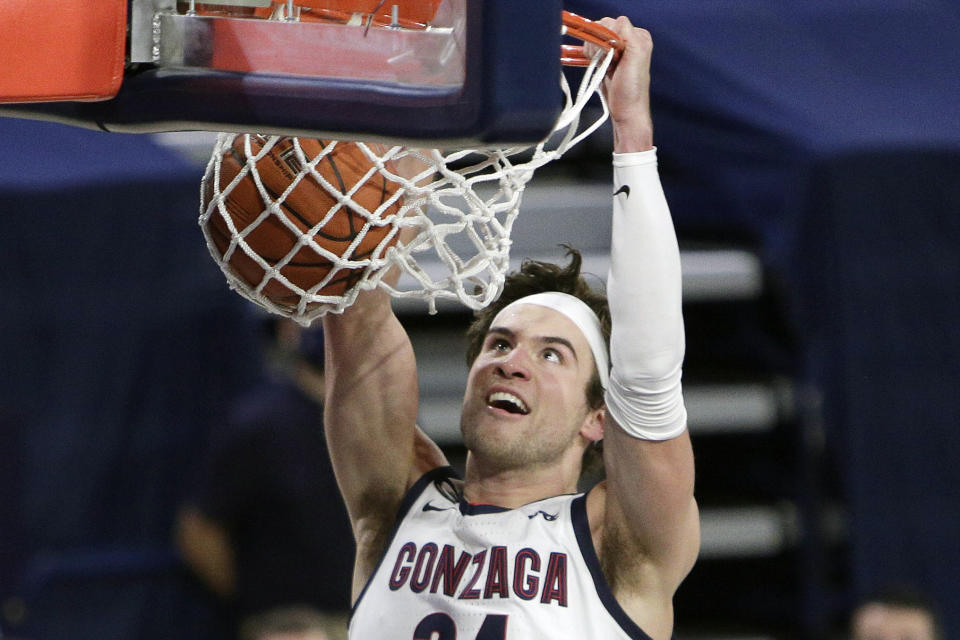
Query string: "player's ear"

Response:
xmin=580 ymin=407 xmax=605 ymax=443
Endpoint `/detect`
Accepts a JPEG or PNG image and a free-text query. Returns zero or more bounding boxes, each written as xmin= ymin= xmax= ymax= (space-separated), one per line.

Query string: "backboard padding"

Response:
xmin=0 ymin=0 xmax=127 ymax=103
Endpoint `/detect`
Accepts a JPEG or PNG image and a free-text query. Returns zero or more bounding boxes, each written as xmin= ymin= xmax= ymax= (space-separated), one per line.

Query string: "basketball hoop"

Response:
xmin=199 ymin=7 xmax=623 ymax=324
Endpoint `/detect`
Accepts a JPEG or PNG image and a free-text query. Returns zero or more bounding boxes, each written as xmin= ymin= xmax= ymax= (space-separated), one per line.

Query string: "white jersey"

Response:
xmin=348 ymin=467 xmax=653 ymax=640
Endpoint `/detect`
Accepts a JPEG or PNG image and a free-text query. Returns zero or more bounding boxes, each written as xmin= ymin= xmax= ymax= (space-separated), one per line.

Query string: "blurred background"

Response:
xmin=1 ymin=1 xmax=958 ymax=639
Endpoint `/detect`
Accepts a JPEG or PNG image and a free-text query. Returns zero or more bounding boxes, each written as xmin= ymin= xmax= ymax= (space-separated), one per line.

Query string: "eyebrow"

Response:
xmin=487 ymin=326 xmax=579 ymax=361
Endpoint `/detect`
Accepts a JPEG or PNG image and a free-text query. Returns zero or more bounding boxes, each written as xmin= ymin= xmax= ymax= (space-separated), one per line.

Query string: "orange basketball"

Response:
xmin=204 ymin=136 xmax=401 ymax=308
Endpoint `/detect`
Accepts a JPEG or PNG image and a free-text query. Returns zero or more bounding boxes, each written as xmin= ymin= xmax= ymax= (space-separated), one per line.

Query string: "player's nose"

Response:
xmin=495 ymin=346 xmax=532 ymax=380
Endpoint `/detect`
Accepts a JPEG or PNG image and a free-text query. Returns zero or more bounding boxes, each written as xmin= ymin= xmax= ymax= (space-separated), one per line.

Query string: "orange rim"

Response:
xmin=250 ymin=6 xmax=624 ymax=67
xmin=561 ymin=11 xmax=624 ymax=67
xmin=297 ymin=7 xmax=430 ymax=29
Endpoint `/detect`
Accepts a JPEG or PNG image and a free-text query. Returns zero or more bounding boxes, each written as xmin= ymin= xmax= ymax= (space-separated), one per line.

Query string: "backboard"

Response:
xmin=0 ymin=0 xmax=566 ymax=146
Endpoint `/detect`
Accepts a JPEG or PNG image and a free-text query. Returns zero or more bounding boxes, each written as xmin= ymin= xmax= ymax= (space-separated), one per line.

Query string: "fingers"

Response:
xmin=596 ymin=16 xmax=651 ymax=47
xmin=582 ymin=16 xmax=627 ymax=58
xmin=601 ymin=16 xmax=652 ymax=67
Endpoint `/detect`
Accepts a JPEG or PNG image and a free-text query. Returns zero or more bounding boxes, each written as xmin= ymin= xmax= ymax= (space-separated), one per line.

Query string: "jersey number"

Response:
xmin=413 ymin=613 xmax=507 ymax=640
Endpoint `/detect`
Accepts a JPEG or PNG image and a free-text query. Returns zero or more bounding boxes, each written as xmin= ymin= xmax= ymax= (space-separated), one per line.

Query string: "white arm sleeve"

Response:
xmin=604 ymin=149 xmax=687 ymax=440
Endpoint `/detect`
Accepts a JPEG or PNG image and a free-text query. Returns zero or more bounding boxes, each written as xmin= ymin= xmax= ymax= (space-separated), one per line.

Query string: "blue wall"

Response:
xmin=0 ymin=121 xmax=261 ymax=640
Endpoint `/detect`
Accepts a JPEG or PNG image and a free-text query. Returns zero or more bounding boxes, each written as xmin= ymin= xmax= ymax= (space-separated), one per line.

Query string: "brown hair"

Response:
xmin=465 ymin=246 xmax=610 ymax=408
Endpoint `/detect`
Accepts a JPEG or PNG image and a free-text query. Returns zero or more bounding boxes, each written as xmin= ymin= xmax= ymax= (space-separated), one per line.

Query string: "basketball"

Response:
xmin=204 ymin=136 xmax=402 ymax=308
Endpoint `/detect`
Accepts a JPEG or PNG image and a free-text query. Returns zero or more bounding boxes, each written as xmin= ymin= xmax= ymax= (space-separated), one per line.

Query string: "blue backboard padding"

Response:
xmin=0 ymin=0 xmax=565 ymax=145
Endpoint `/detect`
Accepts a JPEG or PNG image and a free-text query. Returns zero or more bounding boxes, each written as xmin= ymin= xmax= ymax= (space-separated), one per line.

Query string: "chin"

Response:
xmin=461 ymin=418 xmax=521 ymax=465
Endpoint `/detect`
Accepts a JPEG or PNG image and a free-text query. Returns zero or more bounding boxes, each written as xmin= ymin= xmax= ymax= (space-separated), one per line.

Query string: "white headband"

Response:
xmin=497 ymin=292 xmax=609 ymax=388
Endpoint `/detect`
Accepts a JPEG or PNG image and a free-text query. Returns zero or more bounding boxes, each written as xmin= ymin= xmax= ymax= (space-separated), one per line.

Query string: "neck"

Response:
xmin=462 ymin=451 xmax=582 ymax=509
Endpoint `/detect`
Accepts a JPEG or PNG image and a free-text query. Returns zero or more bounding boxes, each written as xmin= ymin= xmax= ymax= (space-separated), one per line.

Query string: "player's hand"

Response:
xmin=592 ymin=16 xmax=655 ymax=153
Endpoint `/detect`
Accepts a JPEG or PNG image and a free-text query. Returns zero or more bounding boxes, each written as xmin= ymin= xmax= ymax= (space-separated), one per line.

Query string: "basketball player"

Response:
xmin=321 ymin=16 xmax=698 ymax=640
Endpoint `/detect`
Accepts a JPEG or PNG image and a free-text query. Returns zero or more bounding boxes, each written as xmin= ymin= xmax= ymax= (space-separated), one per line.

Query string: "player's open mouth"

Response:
xmin=487 ymin=391 xmax=529 ymax=415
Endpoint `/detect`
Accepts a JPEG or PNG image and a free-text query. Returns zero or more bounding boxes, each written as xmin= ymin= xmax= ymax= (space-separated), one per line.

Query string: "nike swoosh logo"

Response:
xmin=614 ymin=185 xmax=631 ymax=198
xmin=527 ymin=510 xmax=559 ymax=521
xmin=422 ymin=501 xmax=455 ymax=513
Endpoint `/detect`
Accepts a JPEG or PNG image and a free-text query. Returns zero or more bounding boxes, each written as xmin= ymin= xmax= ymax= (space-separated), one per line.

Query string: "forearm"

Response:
xmin=322 ymin=290 xmax=420 ymax=515
xmin=605 ymin=149 xmax=687 ymax=440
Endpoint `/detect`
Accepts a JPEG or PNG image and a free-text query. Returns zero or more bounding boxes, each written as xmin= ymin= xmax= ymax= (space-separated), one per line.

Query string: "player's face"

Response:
xmin=460 ymin=303 xmax=601 ymax=470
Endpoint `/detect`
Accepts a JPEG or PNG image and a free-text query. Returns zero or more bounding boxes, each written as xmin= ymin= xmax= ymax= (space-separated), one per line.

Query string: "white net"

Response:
xmin=199 ymin=46 xmax=615 ymax=325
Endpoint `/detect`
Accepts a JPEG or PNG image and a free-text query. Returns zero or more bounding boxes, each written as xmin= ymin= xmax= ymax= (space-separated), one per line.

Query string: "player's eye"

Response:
xmin=542 ymin=348 xmax=562 ymax=363
xmin=488 ymin=337 xmax=511 ymax=352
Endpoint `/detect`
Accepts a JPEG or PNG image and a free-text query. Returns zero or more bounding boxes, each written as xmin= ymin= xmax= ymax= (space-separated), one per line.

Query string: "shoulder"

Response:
xmin=352 ymin=465 xmax=457 ymax=597
xmin=585 ymin=480 xmax=609 ymax=539
xmin=356 ymin=466 xmax=458 ymax=550
xmin=352 ymin=428 xmax=450 ymax=543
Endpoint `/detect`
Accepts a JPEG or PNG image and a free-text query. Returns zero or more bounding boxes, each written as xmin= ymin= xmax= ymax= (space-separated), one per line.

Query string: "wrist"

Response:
xmin=612 ymin=118 xmax=654 ymax=153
